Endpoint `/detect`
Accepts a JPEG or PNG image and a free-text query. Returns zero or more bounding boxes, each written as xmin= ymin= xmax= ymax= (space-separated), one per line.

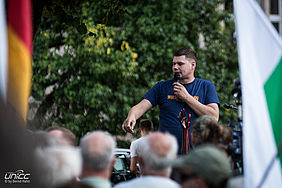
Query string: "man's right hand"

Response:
xmin=122 ymin=117 xmax=136 ymax=134
xmin=121 ymin=99 xmax=153 ymax=134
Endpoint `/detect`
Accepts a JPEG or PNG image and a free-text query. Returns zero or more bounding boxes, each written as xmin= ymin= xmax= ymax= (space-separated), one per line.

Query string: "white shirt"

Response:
xmin=130 ymin=136 xmax=145 ymax=157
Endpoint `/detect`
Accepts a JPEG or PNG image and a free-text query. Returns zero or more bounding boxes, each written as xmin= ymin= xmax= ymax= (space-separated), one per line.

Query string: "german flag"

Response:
xmin=6 ymin=0 xmax=32 ymax=122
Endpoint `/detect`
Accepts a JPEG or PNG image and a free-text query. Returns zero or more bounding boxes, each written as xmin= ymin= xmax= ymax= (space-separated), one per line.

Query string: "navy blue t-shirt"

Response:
xmin=143 ymin=78 xmax=219 ymax=154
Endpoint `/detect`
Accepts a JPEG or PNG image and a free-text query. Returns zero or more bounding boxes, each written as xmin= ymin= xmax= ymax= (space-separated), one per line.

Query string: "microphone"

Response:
xmin=174 ymin=72 xmax=180 ymax=83
xmin=223 ymin=103 xmax=238 ymax=110
xmin=174 ymin=72 xmax=181 ymax=102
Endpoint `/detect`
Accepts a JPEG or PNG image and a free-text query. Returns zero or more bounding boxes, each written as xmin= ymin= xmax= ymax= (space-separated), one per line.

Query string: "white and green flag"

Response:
xmin=234 ymin=0 xmax=282 ymax=187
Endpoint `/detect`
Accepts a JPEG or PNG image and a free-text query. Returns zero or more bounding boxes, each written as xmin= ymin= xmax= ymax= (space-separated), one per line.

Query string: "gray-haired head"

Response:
xmin=80 ymin=130 xmax=116 ymax=172
xmin=35 ymin=145 xmax=82 ymax=187
xmin=138 ymin=132 xmax=178 ymax=175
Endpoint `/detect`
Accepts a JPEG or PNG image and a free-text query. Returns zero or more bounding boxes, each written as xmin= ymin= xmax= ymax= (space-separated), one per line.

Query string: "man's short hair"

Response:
xmin=139 ymin=119 xmax=154 ymax=132
xmin=174 ymin=47 xmax=197 ymax=62
xmin=80 ymin=131 xmax=116 ymax=172
xmin=46 ymin=125 xmax=77 ymax=146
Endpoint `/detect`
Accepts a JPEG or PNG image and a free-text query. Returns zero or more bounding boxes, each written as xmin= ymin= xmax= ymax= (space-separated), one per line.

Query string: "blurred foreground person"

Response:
xmin=57 ymin=181 xmax=93 ymax=188
xmin=130 ymin=119 xmax=154 ymax=174
xmin=191 ymin=115 xmax=234 ymax=158
xmin=171 ymin=145 xmax=232 ymax=188
xmin=35 ymin=145 xmax=82 ymax=187
xmin=191 ymin=115 xmax=218 ymax=147
xmin=46 ymin=125 xmax=77 ymax=146
xmin=80 ymin=131 xmax=117 ymax=188
xmin=218 ymin=124 xmax=233 ymax=154
xmin=0 ymin=97 xmax=41 ymax=188
xmin=32 ymin=130 xmax=58 ymax=148
xmin=114 ymin=132 xmax=180 ymax=188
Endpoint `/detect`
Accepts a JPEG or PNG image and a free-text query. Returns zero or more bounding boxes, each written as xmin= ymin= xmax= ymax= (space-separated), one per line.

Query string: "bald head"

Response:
xmin=147 ymin=132 xmax=173 ymax=157
xmin=138 ymin=132 xmax=178 ymax=175
xmin=80 ymin=131 xmax=116 ymax=172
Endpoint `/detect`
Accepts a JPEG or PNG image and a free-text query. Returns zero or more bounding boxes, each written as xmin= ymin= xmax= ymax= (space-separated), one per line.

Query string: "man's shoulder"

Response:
xmin=113 ymin=176 xmax=180 ymax=188
xmin=131 ymin=137 xmax=144 ymax=146
xmin=153 ymin=79 xmax=173 ymax=86
xmin=80 ymin=177 xmax=111 ymax=188
xmin=113 ymin=178 xmax=140 ymax=188
xmin=154 ymin=79 xmax=174 ymax=89
xmin=130 ymin=136 xmax=145 ymax=155
xmin=194 ymin=78 xmax=214 ymax=85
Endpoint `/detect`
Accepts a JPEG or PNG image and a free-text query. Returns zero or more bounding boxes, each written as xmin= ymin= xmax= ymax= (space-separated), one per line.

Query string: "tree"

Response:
xmin=31 ymin=0 xmax=238 ymax=140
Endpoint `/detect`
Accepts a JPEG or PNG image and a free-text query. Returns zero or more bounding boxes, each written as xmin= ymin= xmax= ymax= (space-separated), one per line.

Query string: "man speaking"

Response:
xmin=122 ymin=47 xmax=219 ymax=154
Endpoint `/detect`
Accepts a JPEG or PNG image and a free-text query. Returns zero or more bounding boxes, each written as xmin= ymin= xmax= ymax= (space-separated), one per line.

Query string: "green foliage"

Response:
xmin=31 ymin=0 xmax=238 ymax=139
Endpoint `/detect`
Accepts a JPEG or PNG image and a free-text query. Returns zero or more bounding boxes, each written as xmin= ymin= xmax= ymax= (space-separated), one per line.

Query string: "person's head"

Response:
xmin=46 ymin=125 xmax=77 ymax=146
xmin=218 ymin=124 xmax=234 ymax=154
xmin=219 ymin=124 xmax=233 ymax=147
xmin=138 ymin=132 xmax=178 ymax=177
xmin=172 ymin=47 xmax=197 ymax=82
xmin=35 ymin=145 xmax=82 ymax=187
xmin=171 ymin=145 xmax=232 ymax=188
xmin=33 ymin=130 xmax=59 ymax=148
xmin=191 ymin=115 xmax=219 ymax=147
xmin=139 ymin=119 xmax=154 ymax=136
xmin=80 ymin=130 xmax=116 ymax=178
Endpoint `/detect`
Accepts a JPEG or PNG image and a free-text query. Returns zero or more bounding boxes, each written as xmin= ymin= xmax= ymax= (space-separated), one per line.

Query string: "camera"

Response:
xmin=224 ymin=78 xmax=243 ymax=175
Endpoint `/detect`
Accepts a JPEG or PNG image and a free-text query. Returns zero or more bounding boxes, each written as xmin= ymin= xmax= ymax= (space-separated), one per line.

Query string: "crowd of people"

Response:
xmin=0 ymin=97 xmax=240 ymax=188
xmin=0 ymin=47 xmax=243 ymax=188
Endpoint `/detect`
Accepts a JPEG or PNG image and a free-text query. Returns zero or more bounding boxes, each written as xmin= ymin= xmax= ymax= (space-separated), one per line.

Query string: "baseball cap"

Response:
xmin=171 ymin=145 xmax=232 ymax=187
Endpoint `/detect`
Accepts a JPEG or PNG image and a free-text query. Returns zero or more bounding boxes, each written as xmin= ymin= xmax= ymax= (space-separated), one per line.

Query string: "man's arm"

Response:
xmin=122 ymin=99 xmax=152 ymax=133
xmin=173 ymin=82 xmax=219 ymax=121
xmin=185 ymin=100 xmax=219 ymax=121
xmin=130 ymin=157 xmax=139 ymax=174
